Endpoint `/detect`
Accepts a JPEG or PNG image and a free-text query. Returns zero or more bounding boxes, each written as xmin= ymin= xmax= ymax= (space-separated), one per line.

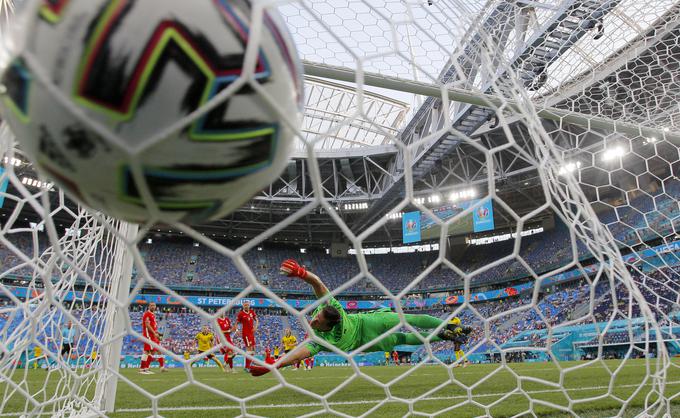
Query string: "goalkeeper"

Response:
xmin=250 ymin=259 xmax=461 ymax=377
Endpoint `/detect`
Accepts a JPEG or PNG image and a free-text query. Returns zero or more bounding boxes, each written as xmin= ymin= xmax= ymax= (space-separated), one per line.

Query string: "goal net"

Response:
xmin=0 ymin=126 xmax=137 ymax=415
xmin=0 ymin=0 xmax=679 ymax=417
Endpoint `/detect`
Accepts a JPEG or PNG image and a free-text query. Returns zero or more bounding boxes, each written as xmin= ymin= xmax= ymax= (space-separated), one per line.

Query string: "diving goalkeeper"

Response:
xmin=250 ymin=259 xmax=460 ymax=377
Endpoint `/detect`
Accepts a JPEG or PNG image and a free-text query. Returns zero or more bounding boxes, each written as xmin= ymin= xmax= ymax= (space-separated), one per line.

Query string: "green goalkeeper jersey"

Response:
xmin=306 ymin=296 xmax=361 ymax=356
xmin=305 ymin=297 xmax=445 ymax=355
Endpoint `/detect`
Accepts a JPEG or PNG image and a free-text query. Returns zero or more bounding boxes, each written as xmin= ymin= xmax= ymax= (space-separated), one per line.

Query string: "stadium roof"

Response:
xmin=297 ymin=77 xmax=409 ymax=154
xmin=1 ymin=0 xmax=678 ymax=245
xmin=285 ymin=0 xmax=678 ymax=151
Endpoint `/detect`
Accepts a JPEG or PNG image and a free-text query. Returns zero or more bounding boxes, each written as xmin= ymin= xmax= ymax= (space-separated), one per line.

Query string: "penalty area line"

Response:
xmin=112 ymin=380 xmax=680 ymax=413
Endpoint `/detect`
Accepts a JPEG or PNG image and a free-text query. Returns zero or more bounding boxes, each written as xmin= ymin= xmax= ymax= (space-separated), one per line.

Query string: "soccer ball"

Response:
xmin=0 ymin=0 xmax=302 ymax=224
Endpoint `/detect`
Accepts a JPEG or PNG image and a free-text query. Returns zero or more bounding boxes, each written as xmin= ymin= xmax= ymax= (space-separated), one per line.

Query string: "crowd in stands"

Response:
xmin=418 ymin=264 xmax=680 ymax=360
xmin=0 ymin=182 xmax=678 ymax=367
xmin=592 ymin=265 xmax=680 ymax=322
xmin=2 ymin=183 xmax=678 ymax=293
xmin=1 ymin=263 xmax=678 ymax=367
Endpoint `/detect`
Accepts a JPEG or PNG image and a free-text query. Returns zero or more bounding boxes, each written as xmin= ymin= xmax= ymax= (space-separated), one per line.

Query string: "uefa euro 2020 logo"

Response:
xmin=405 ymin=219 xmax=417 ymax=233
xmin=477 ymin=206 xmax=490 ymax=219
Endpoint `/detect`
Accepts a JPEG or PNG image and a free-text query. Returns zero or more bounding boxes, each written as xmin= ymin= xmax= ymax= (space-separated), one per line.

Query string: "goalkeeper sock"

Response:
xmin=455 ymin=350 xmax=463 ymax=362
xmin=227 ymin=357 xmax=233 ymax=369
xmin=245 ymin=358 xmax=251 ymax=370
xmin=158 ymin=357 xmax=164 ymax=368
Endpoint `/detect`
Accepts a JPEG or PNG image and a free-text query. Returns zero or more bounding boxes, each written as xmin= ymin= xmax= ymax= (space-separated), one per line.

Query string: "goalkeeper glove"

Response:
xmin=280 ymin=259 xmax=307 ymax=279
xmin=250 ymin=364 xmax=280 ymax=377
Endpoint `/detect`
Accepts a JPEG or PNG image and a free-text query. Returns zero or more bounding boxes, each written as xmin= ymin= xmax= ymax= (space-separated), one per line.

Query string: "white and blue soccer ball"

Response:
xmin=0 ymin=0 xmax=302 ymax=223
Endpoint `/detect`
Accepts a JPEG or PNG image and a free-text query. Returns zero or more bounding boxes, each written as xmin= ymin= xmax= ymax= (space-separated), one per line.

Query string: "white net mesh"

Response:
xmin=0 ymin=131 xmax=135 ymax=416
xmin=0 ymin=0 xmax=679 ymax=417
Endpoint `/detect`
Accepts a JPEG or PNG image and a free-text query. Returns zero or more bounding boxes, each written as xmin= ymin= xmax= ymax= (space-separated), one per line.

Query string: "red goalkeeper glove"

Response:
xmin=280 ymin=259 xmax=307 ymax=279
xmin=250 ymin=364 xmax=275 ymax=377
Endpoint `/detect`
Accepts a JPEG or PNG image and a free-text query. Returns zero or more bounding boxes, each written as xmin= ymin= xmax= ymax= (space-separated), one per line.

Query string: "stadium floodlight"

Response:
xmin=558 ymin=161 xmax=582 ymax=175
xmin=21 ymin=176 xmax=53 ymax=190
xmin=450 ymin=188 xmax=476 ymax=201
xmin=428 ymin=194 xmax=441 ymax=204
xmin=3 ymin=156 xmax=21 ymax=166
xmin=601 ymin=146 xmax=626 ymax=161
xmin=343 ymin=202 xmax=368 ymax=210
xmin=386 ymin=212 xmax=403 ymax=220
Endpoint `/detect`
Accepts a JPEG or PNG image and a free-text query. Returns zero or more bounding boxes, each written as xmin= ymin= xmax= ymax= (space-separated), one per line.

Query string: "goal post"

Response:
xmin=95 ymin=221 xmax=137 ymax=414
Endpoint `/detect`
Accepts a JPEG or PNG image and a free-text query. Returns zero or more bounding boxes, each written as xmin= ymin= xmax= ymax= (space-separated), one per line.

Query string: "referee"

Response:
xmin=60 ymin=321 xmax=76 ymax=362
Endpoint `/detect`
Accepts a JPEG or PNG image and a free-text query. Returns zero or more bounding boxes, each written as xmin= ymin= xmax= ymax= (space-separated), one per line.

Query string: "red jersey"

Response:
xmin=237 ymin=309 xmax=257 ymax=333
xmin=265 ymin=348 xmax=275 ymax=365
xmin=217 ymin=317 xmax=232 ymax=334
xmin=142 ymin=310 xmax=157 ymax=339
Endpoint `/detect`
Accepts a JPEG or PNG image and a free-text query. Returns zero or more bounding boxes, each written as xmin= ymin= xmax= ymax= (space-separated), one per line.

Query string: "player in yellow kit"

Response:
xmin=33 ymin=345 xmax=44 ymax=369
xmin=282 ymin=328 xmax=300 ymax=369
xmin=194 ymin=326 xmax=225 ymax=371
xmin=447 ymin=317 xmax=472 ymax=367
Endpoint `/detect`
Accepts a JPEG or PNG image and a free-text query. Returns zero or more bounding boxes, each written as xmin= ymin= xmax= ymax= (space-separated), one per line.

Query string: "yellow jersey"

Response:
xmin=34 ymin=346 xmax=42 ymax=358
xmin=184 ymin=351 xmax=190 ymax=360
xmin=196 ymin=332 xmax=214 ymax=352
xmin=90 ymin=351 xmax=97 ymax=361
xmin=274 ymin=346 xmax=280 ymax=356
xmin=282 ymin=335 xmax=297 ymax=351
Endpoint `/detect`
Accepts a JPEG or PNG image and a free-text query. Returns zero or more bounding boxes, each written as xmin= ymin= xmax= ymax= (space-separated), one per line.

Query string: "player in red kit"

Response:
xmin=264 ymin=347 xmax=275 ymax=365
xmin=216 ymin=312 xmax=235 ymax=373
xmin=236 ymin=301 xmax=258 ymax=371
xmin=140 ymin=302 xmax=166 ymax=374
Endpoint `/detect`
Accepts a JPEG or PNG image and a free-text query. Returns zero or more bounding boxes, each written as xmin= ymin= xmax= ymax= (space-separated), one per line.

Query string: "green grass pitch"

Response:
xmin=2 ymin=359 xmax=679 ymax=417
